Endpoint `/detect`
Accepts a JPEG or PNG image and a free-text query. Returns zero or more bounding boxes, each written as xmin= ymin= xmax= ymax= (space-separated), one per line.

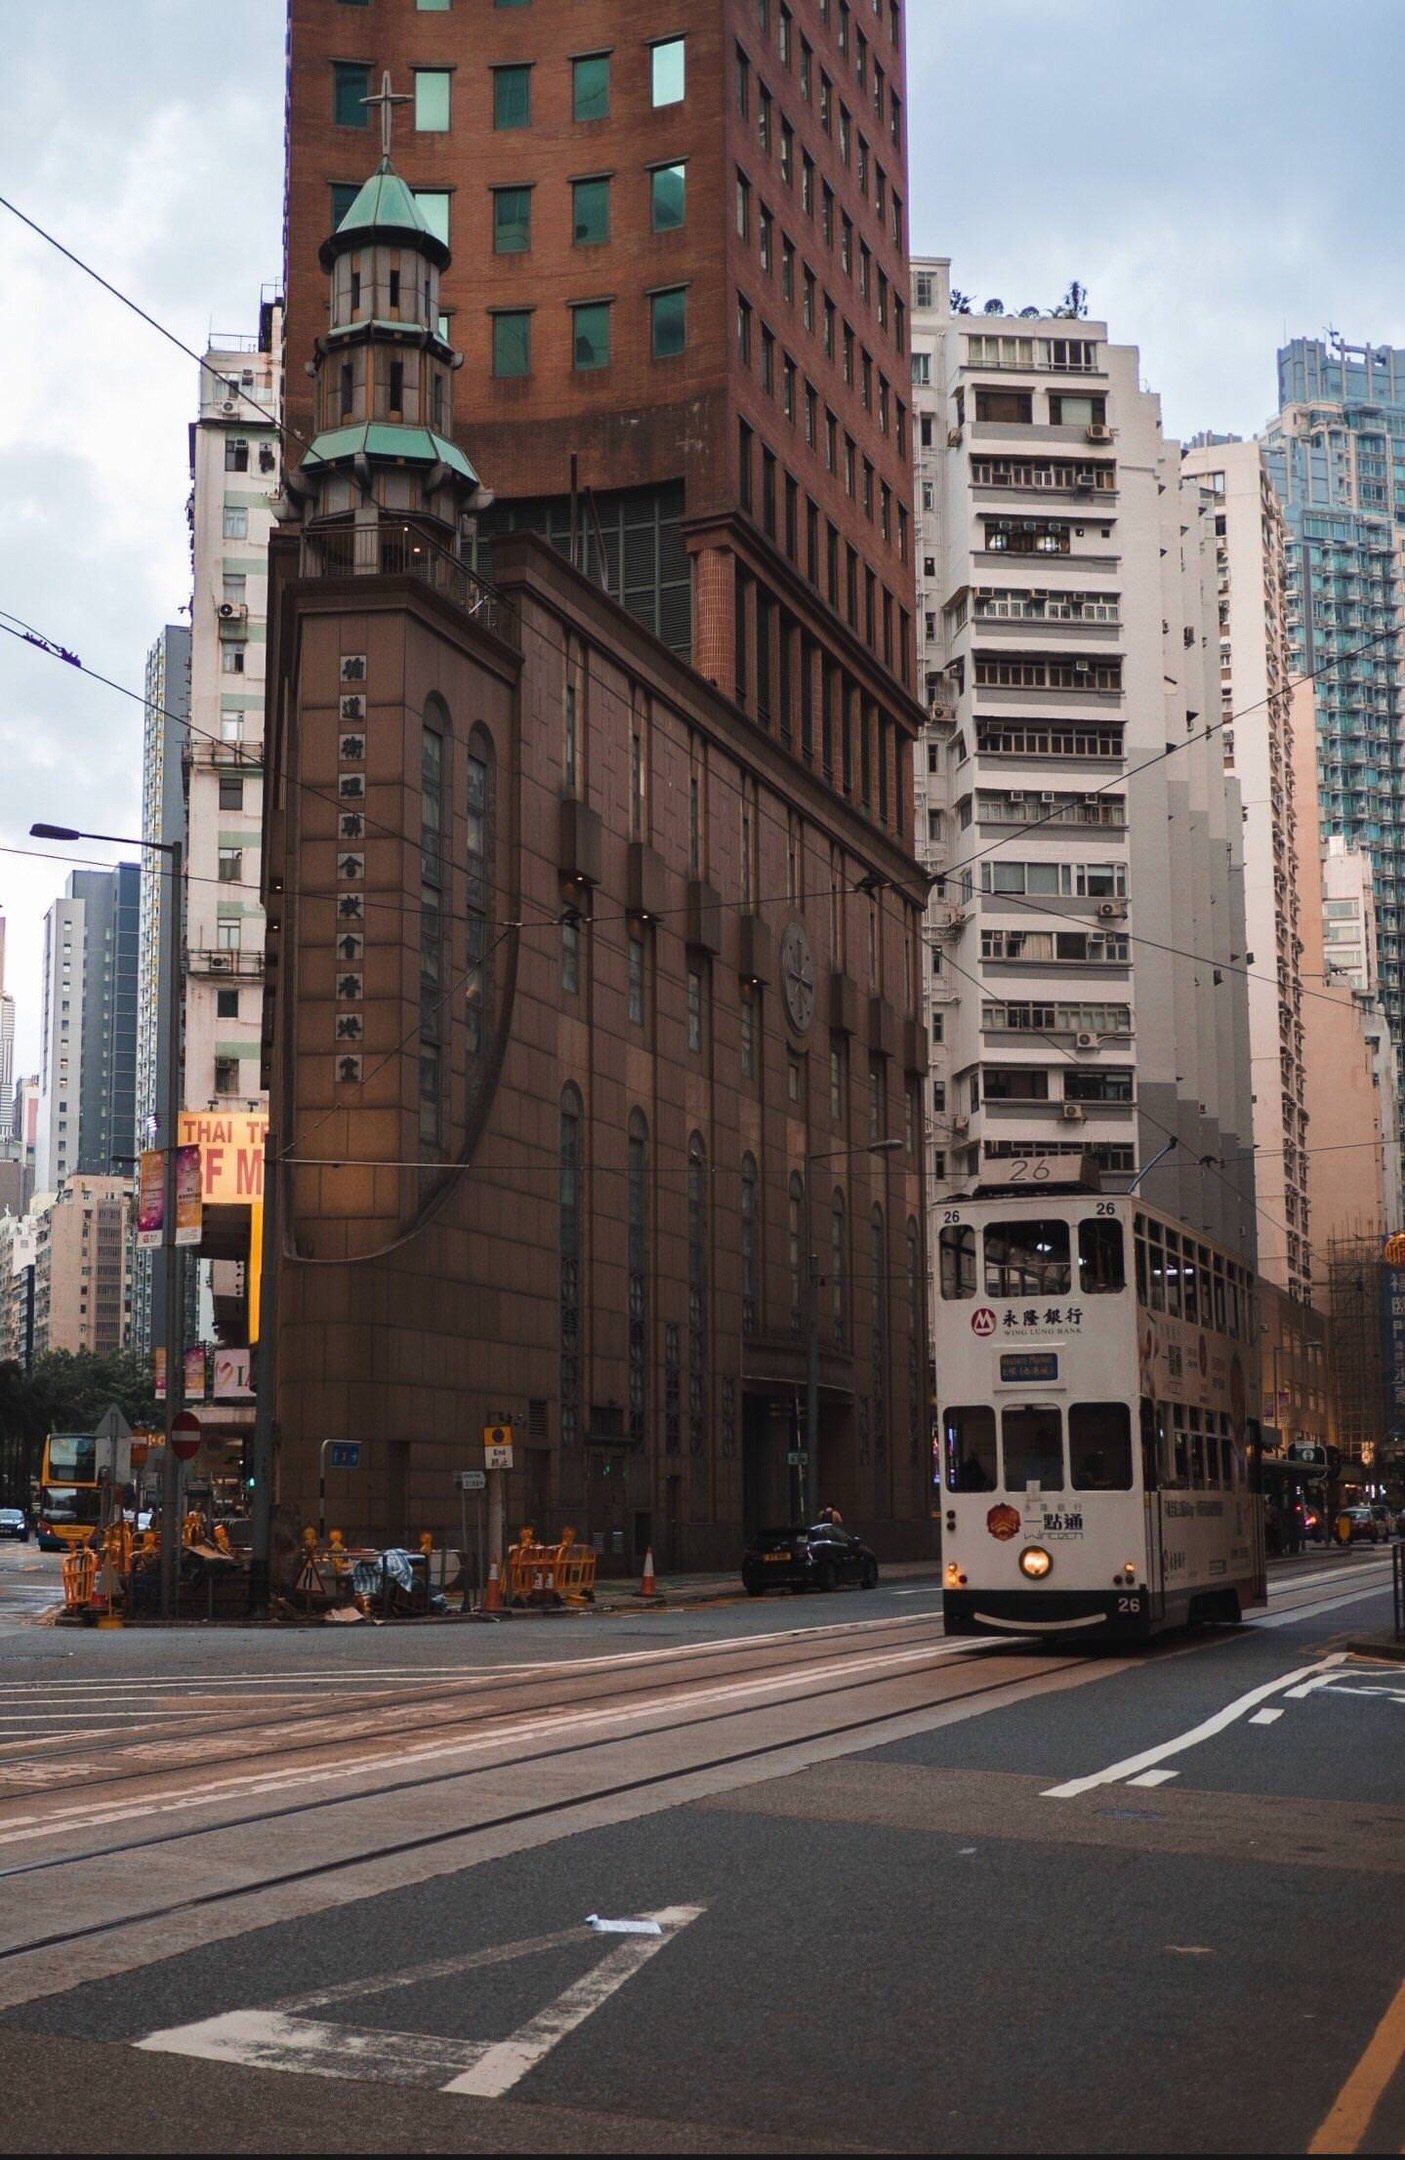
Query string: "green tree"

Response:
xmin=29 ymin=1349 xmax=159 ymax=1438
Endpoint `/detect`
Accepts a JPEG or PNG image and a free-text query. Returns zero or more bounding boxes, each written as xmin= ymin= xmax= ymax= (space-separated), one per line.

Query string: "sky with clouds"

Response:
xmin=2 ymin=0 xmax=1402 ymax=1074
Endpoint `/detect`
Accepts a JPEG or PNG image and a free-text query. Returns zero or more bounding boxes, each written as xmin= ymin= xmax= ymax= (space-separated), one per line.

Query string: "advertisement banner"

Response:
xmin=175 ymin=1144 xmax=203 ymax=1247
xmin=154 ymin=1346 xmax=166 ymax=1401
xmin=136 ymin=1150 xmax=164 ymax=1248
xmin=178 ymin=1112 xmax=267 ymax=1203
xmin=184 ymin=1345 xmax=207 ymax=1401
xmin=212 ymin=1346 xmax=253 ymax=1399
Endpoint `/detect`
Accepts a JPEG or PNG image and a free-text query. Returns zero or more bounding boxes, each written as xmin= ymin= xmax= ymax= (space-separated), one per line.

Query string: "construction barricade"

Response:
xmin=553 ymin=1527 xmax=597 ymax=1605
xmin=60 ymin=1545 xmax=98 ymax=1615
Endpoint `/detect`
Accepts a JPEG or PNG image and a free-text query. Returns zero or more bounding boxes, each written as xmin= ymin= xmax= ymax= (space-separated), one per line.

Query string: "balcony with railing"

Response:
xmin=300 ymin=521 xmax=512 ymax=641
xmin=187 ymin=949 xmax=265 ymax=979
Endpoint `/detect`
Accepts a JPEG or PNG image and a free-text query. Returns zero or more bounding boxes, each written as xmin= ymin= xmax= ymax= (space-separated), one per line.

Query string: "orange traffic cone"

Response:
xmin=639 ymin=1546 xmax=658 ymax=1598
xmin=483 ymin=1558 xmax=503 ymax=1613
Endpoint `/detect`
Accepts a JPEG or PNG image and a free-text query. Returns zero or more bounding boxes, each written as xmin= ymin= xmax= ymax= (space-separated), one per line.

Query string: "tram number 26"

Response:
xmin=1116 ymin=1595 xmax=1141 ymax=1614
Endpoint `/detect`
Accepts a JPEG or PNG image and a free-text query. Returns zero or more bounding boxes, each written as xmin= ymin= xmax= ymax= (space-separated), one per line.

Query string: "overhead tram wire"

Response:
xmin=935 ymin=942 xmax=1293 ymax=1254
xmin=0 ymin=196 xmax=923 ymax=919
xmin=7 ymin=175 xmax=1401 ymax=918
xmin=940 ymin=614 xmax=1404 ymax=884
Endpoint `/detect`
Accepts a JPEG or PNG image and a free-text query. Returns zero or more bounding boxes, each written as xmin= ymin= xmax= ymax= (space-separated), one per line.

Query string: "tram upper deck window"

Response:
xmin=984 ymin=1219 xmax=1070 ymax=1298
xmin=1182 ymin=1247 xmax=1199 ymax=1324
xmin=1078 ymin=1216 xmax=1124 ymax=1293
xmin=1164 ymin=1230 xmax=1182 ymax=1319
xmin=944 ymin=1404 xmax=997 ymax=1490
xmin=1069 ymin=1402 xmax=1133 ymax=1489
xmin=939 ymin=1223 xmax=977 ymax=1299
xmin=1002 ymin=1403 xmax=1064 ymax=1490
xmin=1146 ymin=1222 xmax=1165 ymax=1311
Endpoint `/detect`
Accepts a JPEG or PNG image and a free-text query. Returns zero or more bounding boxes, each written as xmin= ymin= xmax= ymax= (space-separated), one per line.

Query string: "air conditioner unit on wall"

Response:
xmin=209 ymin=953 xmax=233 ymax=974
xmin=1096 ymin=900 xmax=1127 ymax=919
xmin=1061 ymin=1102 xmax=1086 ymax=1122
xmin=1086 ymin=423 xmax=1113 ymax=442
xmin=1074 ymin=1030 xmax=1099 ymax=1050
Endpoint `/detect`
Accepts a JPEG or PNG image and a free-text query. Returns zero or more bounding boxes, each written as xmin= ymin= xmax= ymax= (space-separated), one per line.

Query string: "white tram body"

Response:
xmin=935 ymin=1187 xmax=1266 ymax=1640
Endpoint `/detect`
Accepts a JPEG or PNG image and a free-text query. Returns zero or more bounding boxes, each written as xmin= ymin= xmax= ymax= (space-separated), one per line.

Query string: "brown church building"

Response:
xmin=263 ymin=1 xmax=931 ymax=1569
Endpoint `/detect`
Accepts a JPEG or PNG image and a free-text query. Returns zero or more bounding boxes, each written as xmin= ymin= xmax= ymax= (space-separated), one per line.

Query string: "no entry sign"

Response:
xmin=170 ymin=1411 xmax=202 ymax=1463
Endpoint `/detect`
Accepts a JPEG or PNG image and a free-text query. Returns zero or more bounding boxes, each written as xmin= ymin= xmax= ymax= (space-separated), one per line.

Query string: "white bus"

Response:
xmin=935 ymin=1185 xmax=1266 ymax=1640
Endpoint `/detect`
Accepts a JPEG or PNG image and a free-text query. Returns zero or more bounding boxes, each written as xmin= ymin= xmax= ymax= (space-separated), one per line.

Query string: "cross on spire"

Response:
xmin=362 ymin=70 xmax=413 ymax=163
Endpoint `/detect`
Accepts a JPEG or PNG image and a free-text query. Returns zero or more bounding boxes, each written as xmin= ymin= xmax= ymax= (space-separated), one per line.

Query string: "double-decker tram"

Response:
xmin=936 ymin=1184 xmax=1266 ymax=1639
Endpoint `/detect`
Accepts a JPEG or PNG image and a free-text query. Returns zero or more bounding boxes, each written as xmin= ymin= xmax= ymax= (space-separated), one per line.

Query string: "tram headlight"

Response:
xmin=1018 ymin=1546 xmax=1053 ymax=1580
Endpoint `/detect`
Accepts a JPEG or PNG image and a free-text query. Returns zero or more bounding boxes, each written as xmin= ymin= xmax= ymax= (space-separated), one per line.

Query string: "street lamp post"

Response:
xmin=32 ymin=822 xmax=184 ymax=1619
xmin=803 ymin=1138 xmax=903 ymax=1525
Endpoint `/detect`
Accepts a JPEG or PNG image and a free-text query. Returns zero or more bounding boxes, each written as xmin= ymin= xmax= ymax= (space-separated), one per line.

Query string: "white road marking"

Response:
xmin=888 ymin=1587 xmax=945 ymax=1598
xmin=137 ymin=1906 xmax=705 ymax=2096
xmin=1248 ymin=1708 xmax=1284 ymax=1725
xmin=1040 ymin=1653 xmax=1348 ymax=1798
xmin=1125 ymin=1768 xmax=1179 ymax=1787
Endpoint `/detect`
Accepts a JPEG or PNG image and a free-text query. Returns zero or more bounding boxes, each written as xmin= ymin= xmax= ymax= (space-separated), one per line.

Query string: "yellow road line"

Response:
xmin=1309 ymin=1973 xmax=1405 ymax=2154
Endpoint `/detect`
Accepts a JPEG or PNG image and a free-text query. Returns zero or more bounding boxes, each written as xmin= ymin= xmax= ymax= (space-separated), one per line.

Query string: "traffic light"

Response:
xmin=240 ymin=1437 xmax=255 ymax=1493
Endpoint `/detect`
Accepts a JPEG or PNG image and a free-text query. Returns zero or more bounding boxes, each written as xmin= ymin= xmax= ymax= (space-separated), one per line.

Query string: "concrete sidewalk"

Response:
xmin=597 ymin=1558 xmax=945 ymax=1612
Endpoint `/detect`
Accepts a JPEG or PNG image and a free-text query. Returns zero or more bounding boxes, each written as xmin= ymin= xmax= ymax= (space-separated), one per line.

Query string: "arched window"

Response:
xmin=871 ymin=1205 xmax=888 ymax=1464
xmin=465 ymin=723 xmax=495 ymax=1065
xmin=831 ymin=1188 xmax=847 ymax=1349
xmin=907 ymin=1217 xmax=923 ymax=1472
xmin=419 ymin=713 xmax=445 ymax=1146
xmin=788 ymin=1172 xmax=805 ymax=1336
xmin=560 ymin=1086 xmax=583 ymax=1450
xmin=627 ymin=1109 xmax=649 ymax=1445
xmin=688 ymin=1133 xmax=708 ymax=1455
xmin=740 ymin=1153 xmax=759 ymax=1337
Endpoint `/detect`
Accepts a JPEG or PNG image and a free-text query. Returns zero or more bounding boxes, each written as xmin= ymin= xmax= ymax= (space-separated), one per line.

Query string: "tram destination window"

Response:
xmin=944 ymin=1404 xmax=997 ymax=1492
xmin=1077 ymin=1216 xmax=1124 ymax=1294
xmin=984 ymin=1219 xmax=1071 ymax=1297
xmin=939 ymin=1222 xmax=976 ymax=1299
xmin=1069 ymin=1402 xmax=1132 ymax=1490
xmin=1001 ymin=1403 xmax=1064 ymax=1491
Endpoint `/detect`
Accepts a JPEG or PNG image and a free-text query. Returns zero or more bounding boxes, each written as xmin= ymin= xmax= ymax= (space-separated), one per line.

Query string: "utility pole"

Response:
xmin=247 ymin=1123 xmax=278 ymax=1615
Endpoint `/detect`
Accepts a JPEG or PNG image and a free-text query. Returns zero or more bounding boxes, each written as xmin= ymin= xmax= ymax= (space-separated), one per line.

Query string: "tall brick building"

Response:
xmin=265 ymin=1 xmax=931 ymax=1568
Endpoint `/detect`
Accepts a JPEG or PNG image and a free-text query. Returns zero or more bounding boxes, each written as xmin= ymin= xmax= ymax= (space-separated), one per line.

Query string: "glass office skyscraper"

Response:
xmin=1262 ymin=336 xmax=1405 ymax=1135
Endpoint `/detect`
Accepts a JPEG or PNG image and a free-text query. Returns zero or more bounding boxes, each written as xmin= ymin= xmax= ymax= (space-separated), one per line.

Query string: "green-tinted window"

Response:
xmin=333 ymin=62 xmax=371 ymax=128
xmin=652 ymin=38 xmax=685 ymax=106
xmin=573 ymin=53 xmax=610 ymax=122
xmin=494 ymin=64 xmax=531 ymax=128
xmin=492 ymin=311 xmax=531 ymax=377
xmin=414 ymin=70 xmax=451 ymax=131
xmin=572 ymin=302 xmax=611 ymax=371
xmin=330 ymin=182 xmax=359 ymax=229
xmin=494 ymin=0 xmax=529 ymax=7
xmin=413 ymin=190 xmax=451 ymax=245
xmin=651 ymin=163 xmax=685 ymax=232
xmin=417 ymin=0 xmax=452 ymax=10
xmin=651 ymin=288 xmax=686 ymax=359
xmin=572 ymin=177 xmax=610 ymax=246
xmin=494 ymin=187 xmax=532 ymax=253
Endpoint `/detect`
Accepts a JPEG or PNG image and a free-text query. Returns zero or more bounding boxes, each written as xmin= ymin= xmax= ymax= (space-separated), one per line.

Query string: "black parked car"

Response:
xmin=742 ymin=1521 xmax=879 ymax=1596
xmin=0 ymin=1508 xmax=28 ymax=1543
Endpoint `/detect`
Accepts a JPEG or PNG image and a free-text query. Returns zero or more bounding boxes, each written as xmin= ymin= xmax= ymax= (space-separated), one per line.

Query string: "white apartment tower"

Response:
xmin=185 ymin=301 xmax=281 ymax=1114
xmin=1180 ymin=439 xmax=1309 ymax=1303
xmin=909 ymin=264 xmax=1256 ymax=1282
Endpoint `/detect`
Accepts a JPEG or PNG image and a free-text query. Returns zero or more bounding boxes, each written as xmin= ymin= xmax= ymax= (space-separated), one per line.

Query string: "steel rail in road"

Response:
xmin=0 ymin=1639 xmax=1093 ymax=1967
xmin=0 ymin=1607 xmax=972 ymax=1793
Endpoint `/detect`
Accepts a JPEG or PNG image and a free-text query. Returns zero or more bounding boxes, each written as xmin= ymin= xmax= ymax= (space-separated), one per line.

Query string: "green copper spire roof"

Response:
xmin=318 ymin=157 xmax=450 ymax=270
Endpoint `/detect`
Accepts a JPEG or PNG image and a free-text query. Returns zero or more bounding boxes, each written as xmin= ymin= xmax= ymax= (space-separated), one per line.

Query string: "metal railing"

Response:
xmin=301 ymin=522 xmax=511 ymax=640
xmin=187 ymin=949 xmax=265 ymax=978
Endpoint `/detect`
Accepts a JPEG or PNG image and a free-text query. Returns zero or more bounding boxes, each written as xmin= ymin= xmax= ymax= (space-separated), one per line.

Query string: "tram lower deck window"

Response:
xmin=944 ymin=1404 xmax=997 ymax=1490
xmin=1070 ymin=1401 xmax=1132 ymax=1489
xmin=1002 ymin=1403 xmax=1064 ymax=1490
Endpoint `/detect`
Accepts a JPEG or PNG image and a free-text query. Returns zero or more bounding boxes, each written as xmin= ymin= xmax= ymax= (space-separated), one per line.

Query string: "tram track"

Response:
xmin=0 ymin=1641 xmax=1094 ymax=1968
xmin=0 ymin=1609 xmax=966 ymax=1793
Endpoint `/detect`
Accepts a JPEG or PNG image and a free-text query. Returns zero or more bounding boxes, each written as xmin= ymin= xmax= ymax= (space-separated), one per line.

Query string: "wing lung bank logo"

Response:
xmin=971 ymin=1307 xmax=997 ymax=1338
xmin=986 ymin=1503 xmax=1021 ymax=1541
